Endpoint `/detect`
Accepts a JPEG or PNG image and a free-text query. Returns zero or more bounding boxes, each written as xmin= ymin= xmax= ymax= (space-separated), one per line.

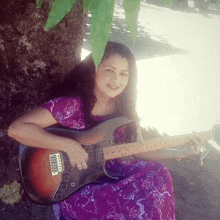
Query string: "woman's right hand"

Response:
xmin=65 ymin=140 xmax=89 ymax=170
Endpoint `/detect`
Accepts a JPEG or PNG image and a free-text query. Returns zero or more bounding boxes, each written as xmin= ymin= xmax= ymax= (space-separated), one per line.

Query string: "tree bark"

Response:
xmin=0 ymin=0 xmax=88 ymax=130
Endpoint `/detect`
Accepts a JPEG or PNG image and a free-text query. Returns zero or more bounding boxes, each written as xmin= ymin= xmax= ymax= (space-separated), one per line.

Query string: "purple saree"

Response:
xmin=42 ymin=97 xmax=175 ymax=220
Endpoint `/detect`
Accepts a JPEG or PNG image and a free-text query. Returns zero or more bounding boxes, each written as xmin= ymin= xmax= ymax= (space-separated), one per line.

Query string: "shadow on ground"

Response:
xmin=145 ymin=0 xmax=220 ymax=17
xmin=83 ymin=4 xmax=188 ymax=60
xmin=164 ymin=148 xmax=220 ymax=220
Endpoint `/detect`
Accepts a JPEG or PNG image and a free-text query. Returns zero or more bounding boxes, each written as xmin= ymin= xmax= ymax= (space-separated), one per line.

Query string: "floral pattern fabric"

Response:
xmin=42 ymin=97 xmax=86 ymax=129
xmin=42 ymin=97 xmax=175 ymax=220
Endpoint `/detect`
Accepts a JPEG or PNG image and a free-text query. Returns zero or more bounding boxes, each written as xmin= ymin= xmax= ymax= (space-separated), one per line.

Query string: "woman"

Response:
xmin=8 ymin=42 xmax=202 ymax=219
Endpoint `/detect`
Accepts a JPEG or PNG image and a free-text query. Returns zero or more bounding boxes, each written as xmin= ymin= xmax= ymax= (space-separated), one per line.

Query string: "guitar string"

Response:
xmin=69 ymin=142 xmax=139 ymax=154
xmin=61 ymin=130 xmax=212 ymax=156
xmin=79 ymin=129 xmax=213 ymax=155
xmin=48 ymin=133 xmax=215 ymax=165
xmin=61 ymin=147 xmax=134 ymax=161
xmin=60 ymin=143 xmax=142 ymax=163
xmin=71 ymin=142 xmax=141 ymax=154
xmin=61 ymin=133 xmax=212 ymax=163
xmin=61 ymin=154 xmax=127 ymax=164
xmin=78 ymin=133 xmax=196 ymax=155
xmin=51 ymin=133 xmax=214 ymax=165
xmin=50 ymin=129 xmax=214 ymax=167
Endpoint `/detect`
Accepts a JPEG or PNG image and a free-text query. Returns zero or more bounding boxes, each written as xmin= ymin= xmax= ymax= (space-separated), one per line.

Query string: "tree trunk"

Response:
xmin=0 ymin=0 xmax=88 ymax=187
xmin=0 ymin=0 xmax=88 ymax=131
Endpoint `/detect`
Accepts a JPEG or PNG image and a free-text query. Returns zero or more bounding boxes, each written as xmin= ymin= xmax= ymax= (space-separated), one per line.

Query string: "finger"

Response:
xmin=191 ymin=132 xmax=208 ymax=151
xmin=81 ymin=162 xmax=88 ymax=169
xmin=190 ymin=132 xmax=202 ymax=145
xmin=191 ymin=145 xmax=200 ymax=154
xmin=77 ymin=164 xmax=83 ymax=170
xmin=191 ymin=143 xmax=206 ymax=155
xmin=79 ymin=151 xmax=88 ymax=161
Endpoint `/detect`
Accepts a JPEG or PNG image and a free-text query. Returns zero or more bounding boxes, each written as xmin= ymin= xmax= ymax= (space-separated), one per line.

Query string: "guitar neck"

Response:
xmin=103 ymin=130 xmax=211 ymax=160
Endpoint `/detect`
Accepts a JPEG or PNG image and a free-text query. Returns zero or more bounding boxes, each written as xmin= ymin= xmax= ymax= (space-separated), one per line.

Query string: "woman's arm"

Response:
xmin=8 ymin=107 xmax=88 ymax=169
xmin=8 ymin=107 xmax=61 ymax=149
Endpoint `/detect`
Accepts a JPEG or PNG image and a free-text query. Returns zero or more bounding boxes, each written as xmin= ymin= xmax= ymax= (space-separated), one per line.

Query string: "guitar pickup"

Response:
xmin=49 ymin=153 xmax=63 ymax=176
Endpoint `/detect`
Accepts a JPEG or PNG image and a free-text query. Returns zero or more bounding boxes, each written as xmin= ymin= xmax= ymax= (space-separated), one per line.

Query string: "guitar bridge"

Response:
xmin=49 ymin=153 xmax=62 ymax=176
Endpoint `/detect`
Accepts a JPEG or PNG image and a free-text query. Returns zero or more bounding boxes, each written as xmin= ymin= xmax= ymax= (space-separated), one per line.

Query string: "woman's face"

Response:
xmin=94 ymin=54 xmax=129 ymax=100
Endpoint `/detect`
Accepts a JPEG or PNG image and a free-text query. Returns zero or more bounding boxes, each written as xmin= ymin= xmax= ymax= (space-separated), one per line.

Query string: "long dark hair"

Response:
xmin=54 ymin=41 xmax=138 ymax=125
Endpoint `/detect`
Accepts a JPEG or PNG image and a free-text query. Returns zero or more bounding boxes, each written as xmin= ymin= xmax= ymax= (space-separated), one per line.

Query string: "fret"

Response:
xmin=103 ymin=130 xmax=211 ymax=160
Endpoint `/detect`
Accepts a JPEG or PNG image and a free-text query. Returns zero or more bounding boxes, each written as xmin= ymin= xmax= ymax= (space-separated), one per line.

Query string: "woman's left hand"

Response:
xmin=185 ymin=132 xmax=207 ymax=155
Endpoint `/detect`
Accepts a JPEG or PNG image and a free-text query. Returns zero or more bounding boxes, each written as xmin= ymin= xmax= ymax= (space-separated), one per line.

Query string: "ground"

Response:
xmin=1 ymin=1 xmax=220 ymax=219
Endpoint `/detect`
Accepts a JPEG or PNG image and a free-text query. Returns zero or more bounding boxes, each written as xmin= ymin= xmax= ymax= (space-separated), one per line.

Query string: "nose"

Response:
xmin=112 ymin=72 xmax=120 ymax=82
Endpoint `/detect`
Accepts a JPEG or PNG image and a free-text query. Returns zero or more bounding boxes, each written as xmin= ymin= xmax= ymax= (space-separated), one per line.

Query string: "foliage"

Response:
xmin=0 ymin=180 xmax=23 ymax=205
xmin=37 ymin=0 xmax=173 ymax=67
xmin=90 ymin=0 xmax=115 ymax=67
xmin=45 ymin=0 xmax=77 ymax=30
xmin=83 ymin=0 xmax=92 ymax=12
xmin=36 ymin=0 xmax=45 ymax=8
xmin=162 ymin=0 xmax=174 ymax=6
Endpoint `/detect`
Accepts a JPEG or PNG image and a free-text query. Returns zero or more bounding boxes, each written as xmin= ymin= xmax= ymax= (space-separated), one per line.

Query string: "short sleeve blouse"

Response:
xmin=42 ymin=96 xmax=133 ymax=144
xmin=42 ymin=97 xmax=89 ymax=130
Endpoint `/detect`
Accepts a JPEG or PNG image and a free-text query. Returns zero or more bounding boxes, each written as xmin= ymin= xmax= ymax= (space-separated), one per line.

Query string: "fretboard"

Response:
xmin=103 ymin=130 xmax=211 ymax=160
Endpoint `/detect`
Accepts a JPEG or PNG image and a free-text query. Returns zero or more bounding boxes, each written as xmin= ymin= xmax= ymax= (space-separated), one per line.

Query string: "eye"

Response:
xmin=106 ymin=68 xmax=114 ymax=73
xmin=120 ymin=72 xmax=128 ymax=77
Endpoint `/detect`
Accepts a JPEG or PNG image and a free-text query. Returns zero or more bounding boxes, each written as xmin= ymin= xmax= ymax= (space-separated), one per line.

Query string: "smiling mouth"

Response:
xmin=107 ymin=84 xmax=119 ymax=91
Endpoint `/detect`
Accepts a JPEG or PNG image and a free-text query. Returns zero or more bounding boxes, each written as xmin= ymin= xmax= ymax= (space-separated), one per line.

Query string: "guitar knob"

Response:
xmin=55 ymin=192 xmax=63 ymax=200
xmin=60 ymin=182 xmax=67 ymax=189
xmin=63 ymin=174 xmax=71 ymax=181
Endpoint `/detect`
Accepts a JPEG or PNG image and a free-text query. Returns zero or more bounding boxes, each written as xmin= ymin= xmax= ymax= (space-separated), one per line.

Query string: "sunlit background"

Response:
xmin=81 ymin=48 xmax=220 ymax=137
xmin=136 ymin=55 xmax=220 ymax=136
xmin=81 ymin=1 xmax=220 ymax=137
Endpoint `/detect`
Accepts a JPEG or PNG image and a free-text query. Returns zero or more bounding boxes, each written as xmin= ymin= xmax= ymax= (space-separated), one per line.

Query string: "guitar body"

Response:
xmin=18 ymin=117 xmax=131 ymax=205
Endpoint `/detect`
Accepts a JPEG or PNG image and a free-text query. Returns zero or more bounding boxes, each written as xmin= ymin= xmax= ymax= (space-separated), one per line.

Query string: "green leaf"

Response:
xmin=83 ymin=0 xmax=92 ymax=12
xmin=162 ymin=0 xmax=173 ymax=6
xmin=45 ymin=0 xmax=76 ymax=30
xmin=123 ymin=0 xmax=141 ymax=42
xmin=36 ymin=0 xmax=45 ymax=8
xmin=90 ymin=0 xmax=115 ymax=68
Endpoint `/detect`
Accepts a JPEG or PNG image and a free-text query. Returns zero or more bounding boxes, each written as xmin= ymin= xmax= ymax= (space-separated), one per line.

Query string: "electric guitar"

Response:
xmin=18 ymin=117 xmax=220 ymax=205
